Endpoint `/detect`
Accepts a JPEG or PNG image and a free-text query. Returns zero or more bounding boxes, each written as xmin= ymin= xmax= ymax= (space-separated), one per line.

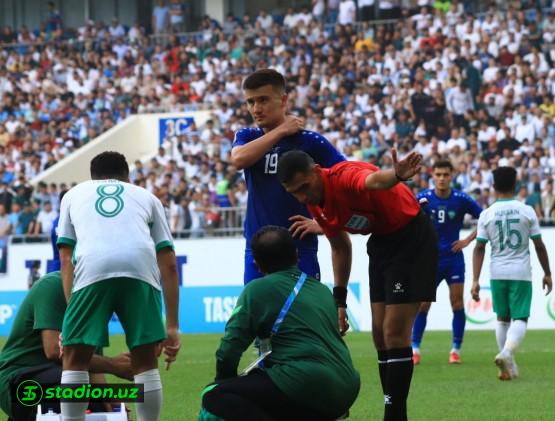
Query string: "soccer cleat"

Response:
xmin=497 ymin=370 xmax=512 ymax=381
xmin=412 ymin=350 xmax=421 ymax=365
xmin=495 ymin=351 xmax=513 ymax=381
xmin=511 ymin=358 xmax=519 ymax=378
xmin=449 ymin=351 xmax=461 ymax=364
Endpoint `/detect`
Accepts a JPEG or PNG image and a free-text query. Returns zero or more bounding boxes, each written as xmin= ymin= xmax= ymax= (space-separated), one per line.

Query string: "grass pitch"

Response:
xmin=2 ymin=330 xmax=554 ymax=420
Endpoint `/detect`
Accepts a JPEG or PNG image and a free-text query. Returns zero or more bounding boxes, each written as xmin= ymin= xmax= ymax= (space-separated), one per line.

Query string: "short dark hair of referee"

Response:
xmin=277 ymin=149 xmax=438 ymax=421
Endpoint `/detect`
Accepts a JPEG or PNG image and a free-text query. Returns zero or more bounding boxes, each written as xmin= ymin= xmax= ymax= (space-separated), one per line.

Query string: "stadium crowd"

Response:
xmin=1 ymin=0 xmax=555 ymax=239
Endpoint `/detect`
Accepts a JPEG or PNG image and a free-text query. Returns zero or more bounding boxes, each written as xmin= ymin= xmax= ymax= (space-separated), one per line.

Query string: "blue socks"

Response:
xmin=412 ymin=309 xmax=466 ymax=352
xmin=411 ymin=311 xmax=428 ymax=350
xmin=452 ymin=309 xmax=466 ymax=351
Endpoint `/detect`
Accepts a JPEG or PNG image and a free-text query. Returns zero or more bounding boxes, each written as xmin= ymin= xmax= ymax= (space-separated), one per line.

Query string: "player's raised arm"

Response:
xmin=364 ymin=149 xmax=422 ymax=190
xmin=231 ymin=69 xmax=306 ymax=169
xmin=231 ymin=116 xmax=304 ymax=169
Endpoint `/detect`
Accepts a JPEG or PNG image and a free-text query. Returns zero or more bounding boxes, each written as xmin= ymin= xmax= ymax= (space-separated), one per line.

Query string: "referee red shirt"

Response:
xmin=308 ymin=161 xmax=420 ymax=237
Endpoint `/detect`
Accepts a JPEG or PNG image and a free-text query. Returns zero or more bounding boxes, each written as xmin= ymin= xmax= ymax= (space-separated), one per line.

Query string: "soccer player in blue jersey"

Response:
xmin=231 ymin=69 xmax=344 ymax=284
xmin=411 ymin=160 xmax=482 ymax=364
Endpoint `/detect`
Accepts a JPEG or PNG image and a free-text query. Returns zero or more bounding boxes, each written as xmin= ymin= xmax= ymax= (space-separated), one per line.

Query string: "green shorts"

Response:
xmin=62 ymin=278 xmax=166 ymax=350
xmin=490 ymin=280 xmax=532 ymax=319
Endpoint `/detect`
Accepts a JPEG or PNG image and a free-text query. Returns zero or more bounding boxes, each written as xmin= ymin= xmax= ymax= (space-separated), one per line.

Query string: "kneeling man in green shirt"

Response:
xmin=199 ymin=226 xmax=360 ymax=421
xmin=0 ymin=271 xmax=133 ymax=420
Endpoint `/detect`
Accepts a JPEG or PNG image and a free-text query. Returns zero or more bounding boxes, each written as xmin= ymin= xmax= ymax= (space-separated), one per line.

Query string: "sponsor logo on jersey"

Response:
xmin=345 ymin=214 xmax=369 ymax=231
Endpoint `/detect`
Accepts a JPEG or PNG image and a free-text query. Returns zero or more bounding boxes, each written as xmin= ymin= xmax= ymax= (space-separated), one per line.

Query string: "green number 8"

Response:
xmin=95 ymin=184 xmax=124 ymax=217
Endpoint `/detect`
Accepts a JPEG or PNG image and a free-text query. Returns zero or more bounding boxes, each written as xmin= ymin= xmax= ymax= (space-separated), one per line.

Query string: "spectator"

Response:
xmin=152 ymin=0 xmax=170 ymax=34
xmin=446 ymin=81 xmax=474 ymax=128
xmin=8 ymin=202 xmax=20 ymax=234
xmin=312 ymin=0 xmax=326 ymax=23
xmin=515 ymin=114 xmax=536 ymax=144
xmin=45 ymin=1 xmax=63 ymax=35
xmin=256 ymin=9 xmax=273 ymax=31
xmin=109 ymin=18 xmax=125 ymax=38
xmin=327 ymin=0 xmax=340 ymax=24
xmin=0 ymin=203 xmax=10 ymax=235
xmin=169 ymin=0 xmax=186 ymax=32
xmin=338 ymin=0 xmax=356 ymax=25
xmin=542 ymin=182 xmax=555 ymax=220
xmin=34 ymin=200 xmax=56 ymax=235
xmin=27 ymin=260 xmax=41 ymax=289
xmin=359 ymin=0 xmax=375 ymax=21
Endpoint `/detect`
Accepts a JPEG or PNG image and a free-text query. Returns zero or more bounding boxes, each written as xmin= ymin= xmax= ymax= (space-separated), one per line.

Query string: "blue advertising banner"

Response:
xmin=0 ymin=285 xmax=361 ymax=336
xmin=0 ymin=292 xmax=25 ymax=335
xmin=159 ymin=117 xmax=195 ymax=144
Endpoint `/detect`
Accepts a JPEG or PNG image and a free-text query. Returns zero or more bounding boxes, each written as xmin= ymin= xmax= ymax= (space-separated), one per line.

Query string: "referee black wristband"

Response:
xmin=333 ymin=286 xmax=348 ymax=308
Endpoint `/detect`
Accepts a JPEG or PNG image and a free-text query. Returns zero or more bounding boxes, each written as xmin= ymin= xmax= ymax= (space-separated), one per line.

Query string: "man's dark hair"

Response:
xmin=251 ymin=226 xmax=297 ymax=274
xmin=277 ymin=150 xmax=314 ymax=184
xmin=90 ymin=151 xmax=129 ymax=180
xmin=493 ymin=166 xmax=517 ymax=194
xmin=432 ymin=159 xmax=454 ymax=171
xmin=242 ymin=69 xmax=286 ymax=93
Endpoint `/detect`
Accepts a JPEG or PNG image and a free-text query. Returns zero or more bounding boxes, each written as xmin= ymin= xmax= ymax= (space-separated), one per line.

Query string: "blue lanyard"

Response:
xmin=271 ymin=272 xmax=307 ymax=335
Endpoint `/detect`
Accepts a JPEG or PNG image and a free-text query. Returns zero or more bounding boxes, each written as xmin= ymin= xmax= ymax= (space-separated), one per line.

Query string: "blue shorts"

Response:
xmin=436 ymin=253 xmax=465 ymax=286
xmin=244 ymin=248 xmax=320 ymax=284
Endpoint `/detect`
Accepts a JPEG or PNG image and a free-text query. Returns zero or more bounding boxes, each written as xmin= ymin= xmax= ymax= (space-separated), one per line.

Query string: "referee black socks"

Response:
xmin=377 ymin=350 xmax=388 ymax=394
xmin=383 ymin=347 xmax=413 ymax=421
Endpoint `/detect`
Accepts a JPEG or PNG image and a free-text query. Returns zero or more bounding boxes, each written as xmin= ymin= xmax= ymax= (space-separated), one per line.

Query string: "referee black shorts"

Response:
xmin=367 ymin=211 xmax=438 ymax=305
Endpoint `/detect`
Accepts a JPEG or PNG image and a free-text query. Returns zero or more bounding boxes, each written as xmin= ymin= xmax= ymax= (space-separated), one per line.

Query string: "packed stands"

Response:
xmin=1 ymin=0 xmax=555 ymax=238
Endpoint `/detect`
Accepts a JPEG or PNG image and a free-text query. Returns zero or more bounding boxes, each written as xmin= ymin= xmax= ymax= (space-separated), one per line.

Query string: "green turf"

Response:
xmin=2 ymin=330 xmax=555 ymax=420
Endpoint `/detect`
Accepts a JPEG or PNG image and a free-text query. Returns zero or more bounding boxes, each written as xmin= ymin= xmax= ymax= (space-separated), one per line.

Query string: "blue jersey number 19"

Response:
xmin=265 ymin=153 xmax=278 ymax=174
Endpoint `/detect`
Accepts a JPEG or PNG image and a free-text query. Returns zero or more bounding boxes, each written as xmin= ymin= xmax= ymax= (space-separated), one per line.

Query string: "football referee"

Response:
xmin=278 ymin=150 xmax=438 ymax=421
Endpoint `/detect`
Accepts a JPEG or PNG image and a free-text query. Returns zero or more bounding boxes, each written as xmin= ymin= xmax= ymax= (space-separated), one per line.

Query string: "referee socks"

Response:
xmin=384 ymin=347 xmax=413 ymax=421
xmin=377 ymin=350 xmax=388 ymax=394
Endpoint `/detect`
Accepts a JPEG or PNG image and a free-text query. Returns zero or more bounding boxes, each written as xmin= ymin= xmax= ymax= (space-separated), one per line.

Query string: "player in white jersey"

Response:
xmin=57 ymin=151 xmax=181 ymax=421
xmin=471 ymin=167 xmax=552 ymax=380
